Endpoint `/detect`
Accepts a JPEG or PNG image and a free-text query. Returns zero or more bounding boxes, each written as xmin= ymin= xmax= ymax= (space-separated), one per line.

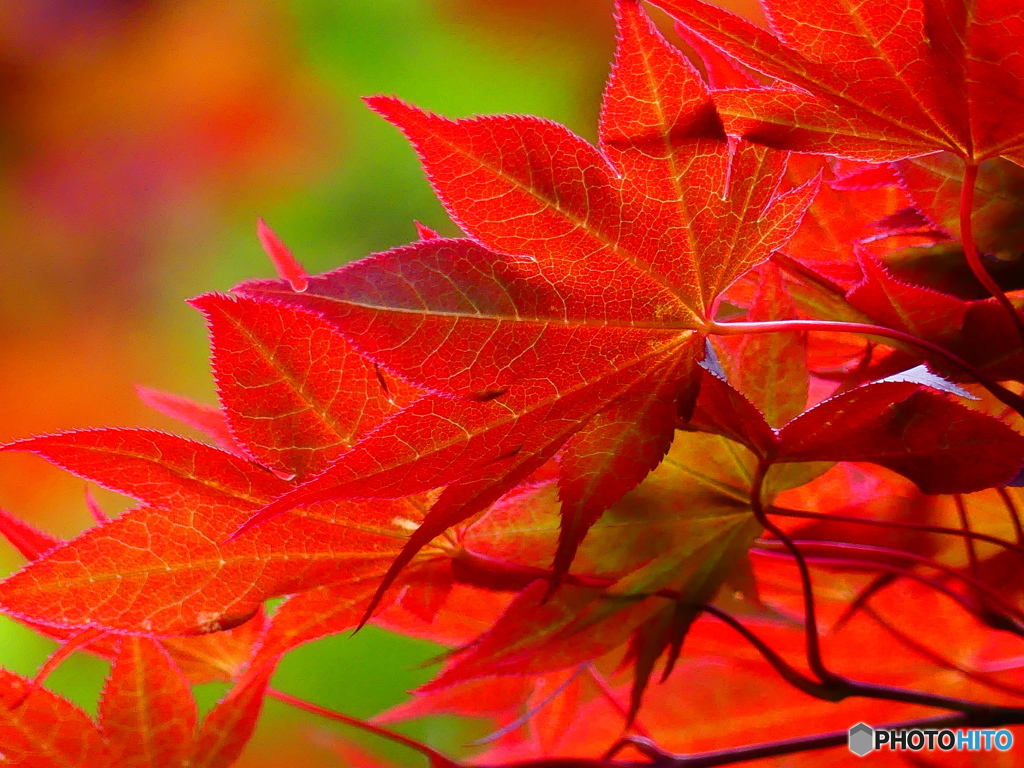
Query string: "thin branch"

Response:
xmin=751 ymin=545 xmax=987 ymax=621
xmin=709 ymin=318 xmax=1024 ymax=415
xmin=865 ymin=605 xmax=1024 ymax=699
xmin=269 ymin=561 xmax=1024 ymax=768
xmin=594 ymin=714 xmax=974 ymax=768
xmin=704 ymin=604 xmax=1024 ymax=718
xmin=700 ymin=605 xmax=837 ymax=701
xmin=509 ymin=713 xmax=1023 ymax=768
xmin=954 ymin=494 xmax=980 ymax=582
xmin=751 ymin=548 xmax=1024 ymax=637
xmin=770 ymin=506 xmax=1024 ymax=560
xmin=959 ymin=162 xmax=1024 ymax=348
xmin=997 ymin=487 xmax=1024 ymax=550
xmin=838 ymin=678 xmax=1024 ymax=717
xmin=771 ymin=538 xmax=1024 ymax=624
xmin=267 ymin=688 xmax=459 ymax=768
xmin=832 ymin=573 xmax=897 ymax=630
xmin=748 ymin=461 xmax=839 ymax=686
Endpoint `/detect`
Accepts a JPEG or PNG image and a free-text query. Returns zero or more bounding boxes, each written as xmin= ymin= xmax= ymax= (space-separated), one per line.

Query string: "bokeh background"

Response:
xmin=0 ymin=0 xmax=757 ymax=763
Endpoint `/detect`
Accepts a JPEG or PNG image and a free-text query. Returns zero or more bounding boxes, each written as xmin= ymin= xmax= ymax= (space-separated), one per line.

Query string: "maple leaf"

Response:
xmin=0 ymin=510 xmax=292 ymax=766
xmin=774 ymin=381 xmax=1024 ymax=494
xmin=412 ymin=427 xmax=800 ymax=713
xmin=0 ymin=292 xmax=429 ymax=635
xmin=845 ymin=250 xmax=969 ymax=343
xmin=888 ymin=154 xmax=1024 ymax=303
xmin=655 ymin=0 xmax=1024 ymax=165
xmin=0 ymin=429 xmax=425 ymax=634
xmin=378 ymin=575 xmax=517 ymax=648
xmin=0 ymin=505 xmax=272 ymax=685
xmin=194 ymin=293 xmax=420 ymax=480
xmin=97 ymin=636 xmax=276 ymax=768
xmin=0 ymin=504 xmax=283 ymax=767
xmin=896 ymin=154 xmax=1024 ymax=258
xmin=655 ymin=0 xmax=1024 ymax=352
xmin=135 ymin=386 xmax=244 ymax=458
xmin=381 ymin=668 xmax=630 ymax=762
xmin=157 ymin=610 xmax=269 ymax=685
xmin=235 ymin=0 xmax=816 ymax=603
xmin=0 ymin=668 xmax=112 ymax=766
xmin=774 ymin=156 xmax=911 ymax=291
xmin=10 ymin=0 xmax=1024 ymax=763
xmin=688 ymin=357 xmax=1024 ymax=495
xmin=0 ymin=506 xmax=61 ymax=562
xmin=712 ymin=262 xmax=809 ymax=427
xmin=612 ymin=586 xmax=1024 ymax=759
xmin=99 ymin=637 xmax=197 ymax=768
xmin=187 ymin=664 xmax=276 ymax=768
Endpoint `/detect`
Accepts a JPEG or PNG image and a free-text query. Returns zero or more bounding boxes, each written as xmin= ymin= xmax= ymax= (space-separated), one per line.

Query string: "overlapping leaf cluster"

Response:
xmin=4 ymin=0 xmax=1024 ymax=765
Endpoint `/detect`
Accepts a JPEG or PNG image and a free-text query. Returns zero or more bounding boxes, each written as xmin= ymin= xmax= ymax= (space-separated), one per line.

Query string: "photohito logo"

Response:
xmin=848 ymin=723 xmax=874 ymax=757
xmin=848 ymin=723 xmax=1014 ymax=756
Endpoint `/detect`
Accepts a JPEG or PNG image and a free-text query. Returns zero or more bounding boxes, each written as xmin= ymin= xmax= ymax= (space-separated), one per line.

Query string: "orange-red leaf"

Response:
xmin=194 ymin=293 xmax=419 ymax=479
xmin=846 ymin=250 xmax=967 ymax=341
xmin=188 ymin=664 xmax=275 ymax=768
xmin=657 ymin=0 xmax=1024 ymax=164
xmin=716 ymin=262 xmax=808 ymax=427
xmin=896 ymin=153 xmax=1024 ymax=257
xmin=0 ymin=507 xmax=61 ymax=562
xmin=0 ymin=669 xmax=111 ymax=766
xmin=777 ymin=381 xmax=1024 ymax=493
xmin=99 ymin=637 xmax=197 ymax=768
xmin=136 ymin=386 xmax=243 ymax=457
xmin=0 ymin=430 xmax=416 ymax=633
xmin=234 ymin=0 xmax=815 ymax=612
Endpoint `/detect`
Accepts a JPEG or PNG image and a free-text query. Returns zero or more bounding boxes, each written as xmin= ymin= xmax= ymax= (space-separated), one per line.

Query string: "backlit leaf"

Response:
xmin=657 ymin=0 xmax=1024 ymax=164
xmin=188 ymin=664 xmax=275 ymax=768
xmin=194 ymin=293 xmax=419 ymax=479
xmin=0 ymin=669 xmax=111 ymax=766
xmin=236 ymin=0 xmax=815 ymax=608
xmin=99 ymin=637 xmax=197 ymax=768
xmin=0 ymin=430 xmax=417 ymax=633
xmin=777 ymin=381 xmax=1024 ymax=493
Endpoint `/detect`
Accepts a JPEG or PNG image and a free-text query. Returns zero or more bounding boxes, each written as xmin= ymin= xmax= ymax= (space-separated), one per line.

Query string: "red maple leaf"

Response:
xmin=0 ymin=296 xmax=428 ymax=636
xmin=657 ymin=0 xmax=1024 ymax=344
xmin=654 ymin=0 xmax=1024 ymax=165
xmin=5 ymin=1 xmax=1024 ymax=765
xmin=234 ymin=0 xmax=817 ymax=606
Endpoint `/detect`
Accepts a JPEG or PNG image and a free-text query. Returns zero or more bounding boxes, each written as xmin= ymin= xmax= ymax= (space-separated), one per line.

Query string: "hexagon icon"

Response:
xmin=849 ymin=723 xmax=875 ymax=757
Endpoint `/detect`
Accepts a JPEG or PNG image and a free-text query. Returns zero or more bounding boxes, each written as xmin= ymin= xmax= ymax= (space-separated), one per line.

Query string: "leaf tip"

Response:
xmin=414 ymin=220 xmax=440 ymax=241
xmin=0 ymin=506 xmax=61 ymax=561
xmin=224 ymin=514 xmax=265 ymax=544
xmin=363 ymin=94 xmax=437 ymax=137
xmin=256 ymin=218 xmax=308 ymax=293
xmin=83 ymin=487 xmax=110 ymax=524
xmin=363 ymin=94 xmax=412 ymax=121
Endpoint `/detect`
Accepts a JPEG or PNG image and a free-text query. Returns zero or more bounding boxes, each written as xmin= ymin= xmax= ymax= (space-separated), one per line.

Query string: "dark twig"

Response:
xmin=959 ymin=162 xmax=1024 ymax=349
xmin=865 ymin=605 xmax=1024 ymax=699
xmin=753 ymin=547 xmax=1024 ymax=640
xmin=771 ymin=506 xmax=1024 ymax=560
xmin=954 ymin=494 xmax=981 ymax=582
xmin=748 ymin=460 xmax=840 ymax=686
xmin=997 ymin=487 xmax=1024 ymax=550
xmin=761 ymin=538 xmax=1024 ymax=624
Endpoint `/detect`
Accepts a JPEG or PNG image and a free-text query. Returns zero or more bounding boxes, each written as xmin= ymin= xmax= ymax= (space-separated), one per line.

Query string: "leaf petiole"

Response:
xmin=709 ymin=318 xmax=1024 ymax=415
xmin=959 ymin=163 xmax=1024 ymax=349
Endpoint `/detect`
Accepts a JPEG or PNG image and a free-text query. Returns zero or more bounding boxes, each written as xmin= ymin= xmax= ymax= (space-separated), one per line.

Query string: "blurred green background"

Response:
xmin=0 ymin=0 xmax=755 ymax=763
